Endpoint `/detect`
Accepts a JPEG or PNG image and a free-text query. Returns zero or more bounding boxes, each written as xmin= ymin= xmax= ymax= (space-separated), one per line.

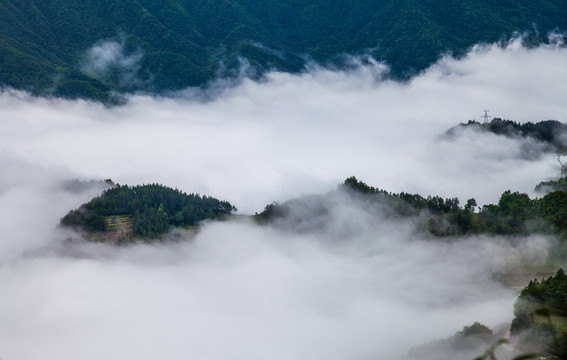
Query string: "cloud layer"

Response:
xmin=0 ymin=39 xmax=567 ymax=359
xmin=0 ymin=200 xmax=542 ymax=360
xmin=4 ymin=39 xmax=567 ymax=213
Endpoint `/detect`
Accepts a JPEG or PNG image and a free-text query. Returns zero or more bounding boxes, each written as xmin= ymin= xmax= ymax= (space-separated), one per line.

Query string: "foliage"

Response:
xmin=61 ymin=183 xmax=236 ymax=239
xmin=258 ymin=176 xmax=567 ymax=238
xmin=535 ymin=177 xmax=567 ymax=194
xmin=450 ymin=118 xmax=567 ymax=155
xmin=409 ymin=321 xmax=499 ymax=360
xmin=510 ymin=269 xmax=567 ymax=358
xmin=1 ymin=0 xmax=567 ymax=100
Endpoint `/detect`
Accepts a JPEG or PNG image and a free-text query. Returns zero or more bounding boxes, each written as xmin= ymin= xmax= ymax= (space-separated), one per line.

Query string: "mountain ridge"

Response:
xmin=1 ymin=0 xmax=567 ymax=101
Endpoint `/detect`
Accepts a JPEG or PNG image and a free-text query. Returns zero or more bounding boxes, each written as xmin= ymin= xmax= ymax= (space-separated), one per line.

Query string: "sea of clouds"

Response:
xmin=0 ymin=38 xmax=566 ymax=360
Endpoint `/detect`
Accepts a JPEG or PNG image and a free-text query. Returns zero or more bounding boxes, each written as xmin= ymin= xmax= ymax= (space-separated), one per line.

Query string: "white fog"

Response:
xmin=0 ymin=38 xmax=566 ymax=359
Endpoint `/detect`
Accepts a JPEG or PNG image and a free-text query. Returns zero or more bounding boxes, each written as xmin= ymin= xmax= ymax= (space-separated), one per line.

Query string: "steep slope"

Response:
xmin=1 ymin=0 xmax=566 ymax=101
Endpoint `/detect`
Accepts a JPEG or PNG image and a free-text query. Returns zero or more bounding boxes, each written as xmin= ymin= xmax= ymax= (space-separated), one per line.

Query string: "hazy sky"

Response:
xmin=0 ymin=38 xmax=566 ymax=360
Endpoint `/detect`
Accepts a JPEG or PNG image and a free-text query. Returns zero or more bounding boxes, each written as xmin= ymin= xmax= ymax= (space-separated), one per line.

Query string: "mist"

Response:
xmin=0 ymin=196 xmax=546 ymax=360
xmin=1 ymin=39 xmax=567 ymax=359
xmin=80 ymin=33 xmax=145 ymax=88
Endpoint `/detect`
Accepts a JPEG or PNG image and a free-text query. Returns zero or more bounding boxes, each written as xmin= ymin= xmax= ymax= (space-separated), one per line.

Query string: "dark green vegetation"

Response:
xmin=1 ymin=0 xmax=567 ymax=101
xmin=447 ymin=118 xmax=567 ymax=155
xmin=409 ymin=322 xmax=504 ymax=360
xmin=535 ymin=177 xmax=567 ymax=194
xmin=448 ymin=118 xmax=567 ymax=194
xmin=510 ymin=268 xmax=567 ymax=359
xmin=408 ymin=272 xmax=567 ymax=360
xmin=258 ymin=176 xmax=567 ymax=240
xmin=60 ymin=183 xmax=236 ymax=240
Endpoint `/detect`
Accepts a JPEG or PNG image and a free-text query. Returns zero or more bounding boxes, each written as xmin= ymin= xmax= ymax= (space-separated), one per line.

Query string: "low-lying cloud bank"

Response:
xmin=0 ymin=39 xmax=566 ymax=359
xmin=2 ymin=39 xmax=566 ymax=213
xmin=0 ymin=194 xmax=550 ymax=360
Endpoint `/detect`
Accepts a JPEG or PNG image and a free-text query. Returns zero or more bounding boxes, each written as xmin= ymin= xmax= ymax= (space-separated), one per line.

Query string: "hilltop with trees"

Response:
xmin=446 ymin=118 xmax=567 ymax=155
xmin=256 ymin=176 xmax=567 ymax=243
xmin=60 ymin=183 xmax=236 ymax=242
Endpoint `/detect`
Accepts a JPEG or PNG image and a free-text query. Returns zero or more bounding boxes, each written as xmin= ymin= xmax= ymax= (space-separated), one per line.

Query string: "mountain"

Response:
xmin=257 ymin=176 xmax=567 ymax=239
xmin=60 ymin=183 xmax=236 ymax=242
xmin=445 ymin=118 xmax=567 ymax=156
xmin=1 ymin=0 xmax=567 ymax=101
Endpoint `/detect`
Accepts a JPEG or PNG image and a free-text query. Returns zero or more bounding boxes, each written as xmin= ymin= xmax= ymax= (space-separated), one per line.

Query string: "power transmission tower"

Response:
xmin=480 ymin=110 xmax=493 ymax=124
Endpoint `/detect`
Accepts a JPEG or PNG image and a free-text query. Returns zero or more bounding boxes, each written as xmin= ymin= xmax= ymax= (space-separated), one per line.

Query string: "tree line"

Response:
xmin=449 ymin=118 xmax=567 ymax=154
xmin=345 ymin=176 xmax=567 ymax=237
xmin=60 ymin=183 xmax=236 ymax=238
xmin=258 ymin=176 xmax=567 ymax=238
xmin=510 ymin=268 xmax=567 ymax=358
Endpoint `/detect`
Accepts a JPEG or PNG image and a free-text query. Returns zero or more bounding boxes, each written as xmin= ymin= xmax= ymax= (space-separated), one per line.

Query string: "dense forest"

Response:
xmin=447 ymin=118 xmax=567 ymax=155
xmin=60 ymin=183 xmax=236 ymax=240
xmin=1 ymin=0 xmax=567 ymax=101
xmin=257 ymin=176 xmax=567 ymax=241
xmin=509 ymin=268 xmax=567 ymax=358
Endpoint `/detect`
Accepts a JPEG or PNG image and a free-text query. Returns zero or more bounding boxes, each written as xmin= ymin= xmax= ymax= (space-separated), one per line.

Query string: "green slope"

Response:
xmin=60 ymin=183 xmax=237 ymax=241
xmin=1 ymin=0 xmax=566 ymax=101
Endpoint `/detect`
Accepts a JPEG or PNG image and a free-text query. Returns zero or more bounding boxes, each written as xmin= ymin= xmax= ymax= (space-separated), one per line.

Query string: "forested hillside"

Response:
xmin=60 ymin=183 xmax=236 ymax=240
xmin=258 ymin=176 xmax=567 ymax=241
xmin=510 ymin=269 xmax=567 ymax=357
xmin=1 ymin=0 xmax=567 ymax=101
xmin=447 ymin=118 xmax=567 ymax=155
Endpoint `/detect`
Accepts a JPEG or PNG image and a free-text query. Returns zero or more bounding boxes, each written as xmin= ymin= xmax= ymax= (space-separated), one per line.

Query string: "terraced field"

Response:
xmin=87 ymin=215 xmax=134 ymax=244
